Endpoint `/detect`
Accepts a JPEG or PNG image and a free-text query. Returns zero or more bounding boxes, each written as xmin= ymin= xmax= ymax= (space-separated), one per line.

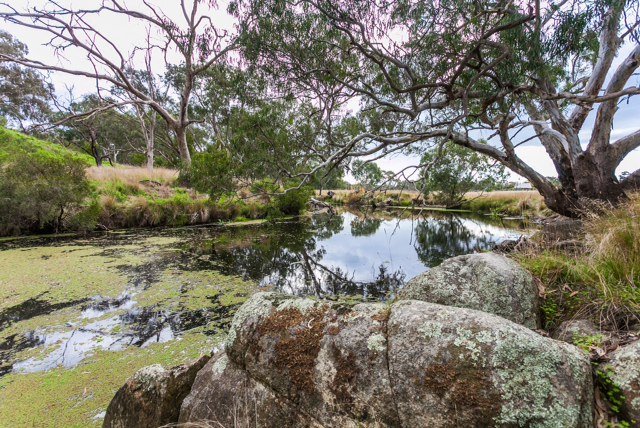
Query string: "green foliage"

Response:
xmin=596 ymin=366 xmax=628 ymax=418
xmin=540 ymin=299 xmax=560 ymax=329
xmin=0 ymin=147 xmax=91 ymax=235
xmin=309 ymin=164 xmax=348 ymax=190
xmin=352 ymin=160 xmax=384 ymax=189
xmin=249 ymin=179 xmax=313 ymax=217
xmin=572 ymin=334 xmax=605 ymax=352
xmin=250 ymin=178 xmax=279 ymax=195
xmin=420 ymin=142 xmax=509 ymax=207
xmin=270 ymin=184 xmax=314 ymax=217
xmin=0 ymin=30 xmax=52 ymax=127
xmin=179 ymin=146 xmax=235 ymax=201
xmin=54 ymin=94 xmax=143 ymax=166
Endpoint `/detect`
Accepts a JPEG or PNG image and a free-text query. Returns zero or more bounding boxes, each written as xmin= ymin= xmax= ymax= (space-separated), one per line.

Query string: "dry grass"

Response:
xmin=318 ymin=188 xmax=546 ymax=215
xmin=463 ymin=190 xmax=546 ymax=216
xmin=86 ymin=165 xmax=179 ymax=186
xmin=517 ymin=193 xmax=640 ymax=330
xmin=465 ymin=190 xmax=543 ymax=201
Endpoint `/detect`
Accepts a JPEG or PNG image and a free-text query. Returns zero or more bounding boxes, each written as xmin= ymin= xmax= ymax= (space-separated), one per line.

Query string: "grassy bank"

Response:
xmin=515 ymin=194 xmax=640 ymax=331
xmin=318 ymin=189 xmax=548 ymax=217
xmin=0 ymin=128 xmax=311 ymax=236
xmin=461 ymin=191 xmax=547 ymax=217
xmin=84 ymin=166 xmax=272 ymax=231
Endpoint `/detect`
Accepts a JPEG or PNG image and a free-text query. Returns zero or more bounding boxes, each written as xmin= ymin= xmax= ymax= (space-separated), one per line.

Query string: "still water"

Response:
xmin=0 ymin=209 xmax=531 ymax=374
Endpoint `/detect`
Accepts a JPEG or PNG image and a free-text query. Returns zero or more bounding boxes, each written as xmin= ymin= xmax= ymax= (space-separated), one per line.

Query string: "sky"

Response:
xmin=2 ymin=0 xmax=639 ymax=182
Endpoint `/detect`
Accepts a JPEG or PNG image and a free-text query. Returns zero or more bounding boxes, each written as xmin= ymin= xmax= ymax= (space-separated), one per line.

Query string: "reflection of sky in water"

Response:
xmin=318 ymin=214 xmax=421 ymax=282
xmin=3 ymin=210 xmax=529 ymax=374
xmin=13 ymin=316 xmax=125 ymax=373
xmin=272 ymin=212 xmax=525 ymax=291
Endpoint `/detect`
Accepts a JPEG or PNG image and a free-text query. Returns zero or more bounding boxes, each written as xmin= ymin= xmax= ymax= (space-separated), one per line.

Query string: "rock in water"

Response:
xmin=598 ymin=340 xmax=640 ymax=424
xmin=103 ymin=355 xmax=209 ymax=428
xmin=179 ymin=293 xmax=592 ymax=427
xmin=399 ymin=252 xmax=540 ymax=329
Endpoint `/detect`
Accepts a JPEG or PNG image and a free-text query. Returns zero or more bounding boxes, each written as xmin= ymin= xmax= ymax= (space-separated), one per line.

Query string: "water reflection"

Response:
xmin=185 ymin=210 xmax=528 ymax=300
xmin=0 ymin=209 xmax=531 ymax=374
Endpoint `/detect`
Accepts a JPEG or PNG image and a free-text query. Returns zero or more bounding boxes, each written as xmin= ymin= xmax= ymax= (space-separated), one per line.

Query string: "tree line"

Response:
xmin=0 ymin=0 xmax=639 ymax=217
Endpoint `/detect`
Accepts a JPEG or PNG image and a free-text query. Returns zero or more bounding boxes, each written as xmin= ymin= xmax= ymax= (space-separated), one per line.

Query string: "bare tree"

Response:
xmin=238 ymin=0 xmax=640 ymax=217
xmin=0 ymin=0 xmax=237 ymax=166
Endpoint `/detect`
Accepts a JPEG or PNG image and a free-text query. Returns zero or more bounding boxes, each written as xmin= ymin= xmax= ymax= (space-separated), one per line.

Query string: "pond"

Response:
xmin=0 ymin=209 xmax=531 ymax=377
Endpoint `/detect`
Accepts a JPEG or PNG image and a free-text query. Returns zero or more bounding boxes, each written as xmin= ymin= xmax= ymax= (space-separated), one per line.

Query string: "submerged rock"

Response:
xmin=598 ymin=340 xmax=640 ymax=424
xmin=399 ymin=252 xmax=540 ymax=329
xmin=103 ymin=355 xmax=209 ymax=428
xmin=178 ymin=293 xmax=592 ymax=427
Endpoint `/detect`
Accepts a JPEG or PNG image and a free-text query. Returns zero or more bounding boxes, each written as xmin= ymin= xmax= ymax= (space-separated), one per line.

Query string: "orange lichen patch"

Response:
xmin=331 ymin=346 xmax=358 ymax=408
xmin=371 ymin=309 xmax=390 ymax=323
xmin=422 ymin=363 xmax=501 ymax=423
xmin=255 ymin=307 xmax=328 ymax=397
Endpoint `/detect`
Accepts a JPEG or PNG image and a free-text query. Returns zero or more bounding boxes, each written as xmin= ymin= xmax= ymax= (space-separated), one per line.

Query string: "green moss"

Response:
xmin=0 ymin=331 xmax=219 ymax=428
xmin=0 ymin=244 xmax=143 ymax=311
xmin=0 ymin=234 xmax=258 ymax=372
xmin=134 ymin=268 xmax=256 ymax=310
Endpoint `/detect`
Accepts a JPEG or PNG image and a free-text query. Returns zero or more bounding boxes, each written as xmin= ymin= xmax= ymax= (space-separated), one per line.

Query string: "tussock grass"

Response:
xmin=517 ymin=194 xmax=640 ymax=330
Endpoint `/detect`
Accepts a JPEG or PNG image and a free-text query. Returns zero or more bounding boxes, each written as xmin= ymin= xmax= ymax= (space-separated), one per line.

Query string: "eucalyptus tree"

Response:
xmin=352 ymin=159 xmax=384 ymax=190
xmin=234 ymin=0 xmax=640 ymax=217
xmin=0 ymin=0 xmax=237 ymax=166
xmin=0 ymin=30 xmax=51 ymax=129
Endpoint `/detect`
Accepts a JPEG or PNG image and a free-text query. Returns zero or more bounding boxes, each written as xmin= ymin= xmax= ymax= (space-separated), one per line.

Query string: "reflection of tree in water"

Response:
xmin=184 ymin=213 xmax=404 ymax=300
xmin=413 ymin=215 xmax=498 ymax=266
xmin=350 ymin=216 xmax=382 ymax=237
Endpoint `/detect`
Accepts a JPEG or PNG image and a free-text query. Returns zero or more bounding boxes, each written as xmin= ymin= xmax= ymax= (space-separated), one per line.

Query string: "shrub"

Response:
xmin=0 ymin=150 xmax=91 ymax=235
xmin=178 ymin=146 xmax=235 ymax=201
xmin=271 ymin=185 xmax=314 ymax=216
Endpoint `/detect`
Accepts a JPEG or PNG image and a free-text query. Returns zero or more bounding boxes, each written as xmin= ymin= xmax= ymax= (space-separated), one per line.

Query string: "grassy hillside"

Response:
xmin=0 ymin=126 xmax=95 ymax=166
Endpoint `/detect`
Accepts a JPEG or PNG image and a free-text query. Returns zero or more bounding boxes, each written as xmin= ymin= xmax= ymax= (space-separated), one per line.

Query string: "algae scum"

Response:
xmin=0 ymin=210 xmax=527 ymax=426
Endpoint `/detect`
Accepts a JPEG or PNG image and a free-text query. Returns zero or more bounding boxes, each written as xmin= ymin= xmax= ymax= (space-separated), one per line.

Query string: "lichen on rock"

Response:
xmin=173 ymin=294 xmax=593 ymax=427
xmin=399 ymin=252 xmax=540 ymax=329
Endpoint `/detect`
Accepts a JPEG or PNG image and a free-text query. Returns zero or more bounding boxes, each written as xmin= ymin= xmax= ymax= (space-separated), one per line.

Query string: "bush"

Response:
xmin=178 ymin=146 xmax=235 ymax=200
xmin=270 ymin=184 xmax=313 ymax=216
xmin=0 ymin=150 xmax=91 ymax=235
